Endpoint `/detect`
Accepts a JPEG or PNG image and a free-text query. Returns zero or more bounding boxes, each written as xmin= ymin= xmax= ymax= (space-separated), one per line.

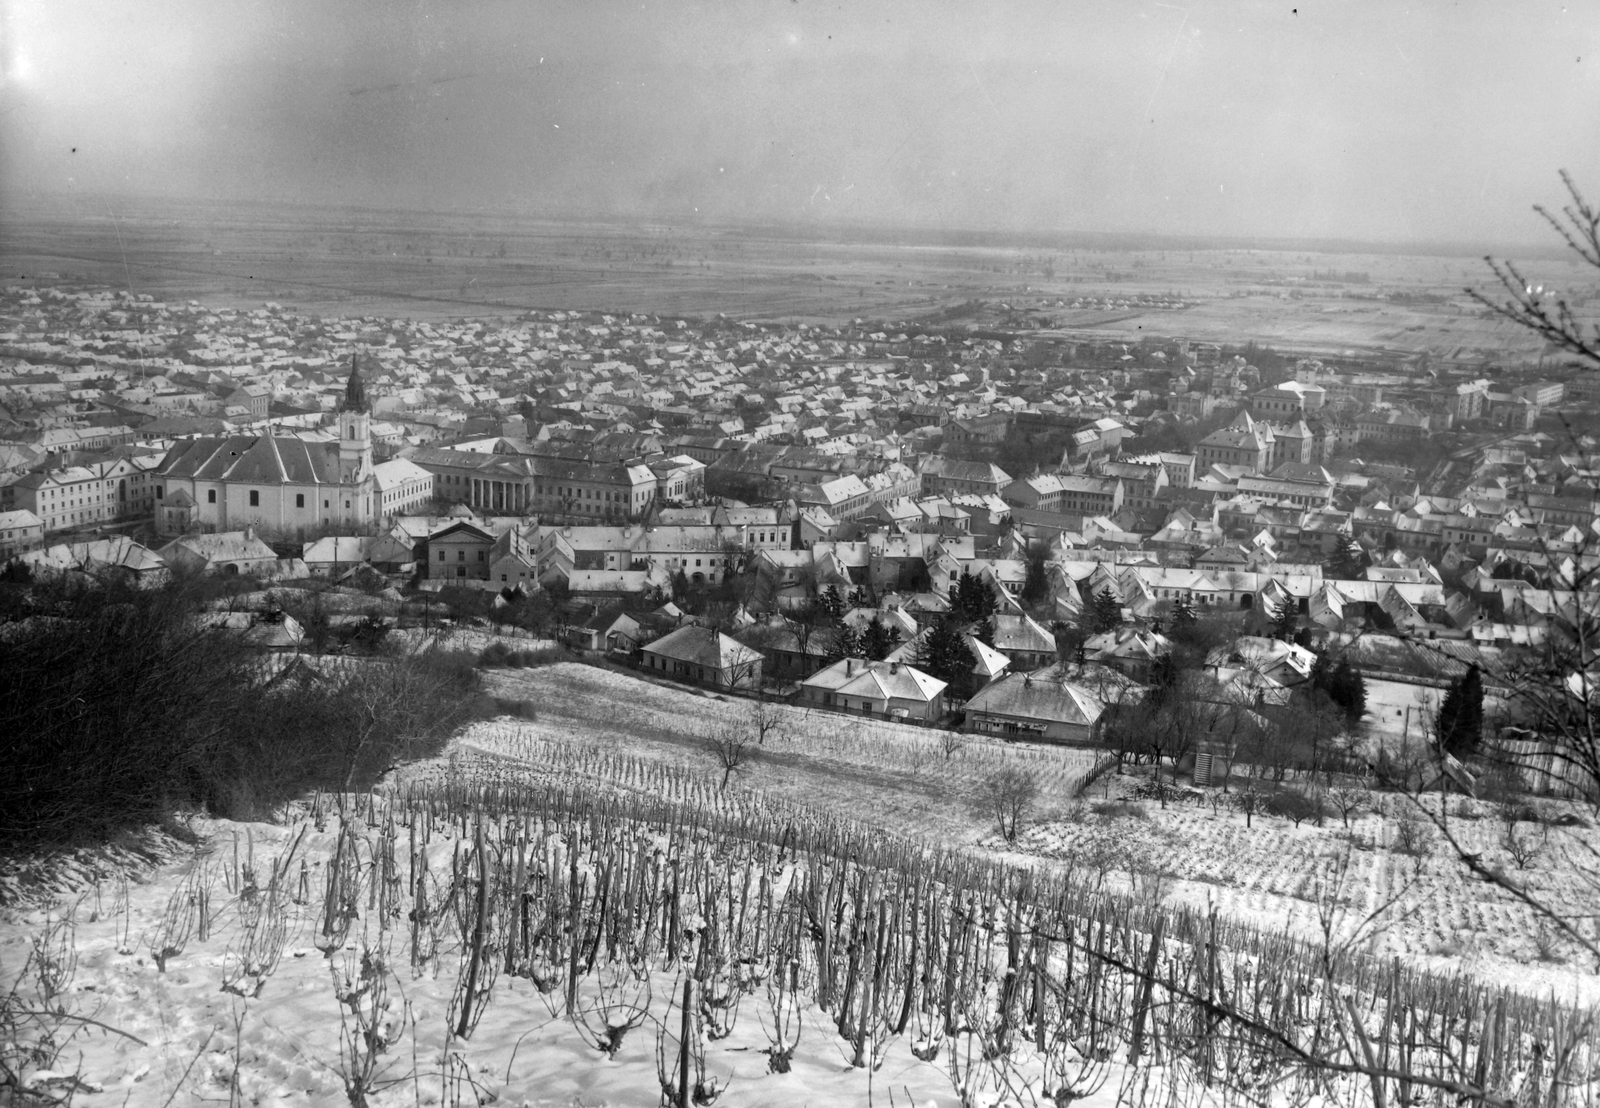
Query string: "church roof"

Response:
xmin=156 ymin=436 xmax=343 ymax=485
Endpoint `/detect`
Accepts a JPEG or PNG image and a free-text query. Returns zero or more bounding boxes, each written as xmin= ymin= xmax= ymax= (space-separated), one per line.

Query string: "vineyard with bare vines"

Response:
xmin=8 ymin=743 xmax=1591 ymax=1108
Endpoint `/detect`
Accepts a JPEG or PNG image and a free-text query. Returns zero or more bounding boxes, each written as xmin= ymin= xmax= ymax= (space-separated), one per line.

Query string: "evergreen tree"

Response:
xmin=1270 ymin=598 xmax=1297 ymax=641
xmin=817 ymin=584 xmax=845 ymax=623
xmin=1051 ymin=621 xmax=1083 ymax=666
xmin=1309 ymin=647 xmax=1331 ymax=693
xmin=954 ymin=569 xmax=974 ymax=620
xmin=1325 ymin=535 xmax=1367 ymax=581
xmin=1436 ymin=664 xmax=1484 ymax=759
xmin=1331 ymin=660 xmax=1366 ymax=729
xmin=1146 ymin=652 xmax=1179 ymax=706
xmin=1021 ymin=547 xmax=1050 ymax=605
xmin=1171 ymin=594 xmax=1198 ymax=628
xmin=970 ymin=575 xmax=998 ymax=621
xmin=1088 ymin=587 xmax=1123 ymax=635
xmin=954 ymin=569 xmax=995 ymax=623
xmin=847 ymin=586 xmax=872 ymax=609
xmin=1310 ymin=653 xmax=1367 ymax=729
xmin=917 ymin=618 xmax=977 ymax=700
xmin=826 ymin=622 xmax=864 ymax=663
xmin=861 ymin=615 xmax=900 ymax=661
xmin=975 ymin=617 xmax=996 ymax=648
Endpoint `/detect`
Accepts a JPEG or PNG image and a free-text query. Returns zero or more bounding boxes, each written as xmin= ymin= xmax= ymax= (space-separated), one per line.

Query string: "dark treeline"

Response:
xmin=0 ymin=575 xmax=482 ymax=846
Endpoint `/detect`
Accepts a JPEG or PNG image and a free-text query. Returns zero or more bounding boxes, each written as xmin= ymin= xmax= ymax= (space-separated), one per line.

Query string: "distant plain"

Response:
xmin=0 ymin=197 xmax=1588 ymax=359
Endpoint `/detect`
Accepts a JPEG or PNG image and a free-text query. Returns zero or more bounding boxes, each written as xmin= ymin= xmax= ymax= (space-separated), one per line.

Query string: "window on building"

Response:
xmin=249 ymin=490 xmax=260 ymax=507
xmin=477 ymin=551 xmax=485 ymax=562
xmin=207 ymin=490 xmax=216 ymax=503
xmin=438 ymin=551 xmax=445 ymax=562
xmin=458 ymin=550 xmax=465 ymax=562
xmin=324 ymin=500 xmax=330 ymax=509
xmin=296 ymin=494 xmax=305 ymax=508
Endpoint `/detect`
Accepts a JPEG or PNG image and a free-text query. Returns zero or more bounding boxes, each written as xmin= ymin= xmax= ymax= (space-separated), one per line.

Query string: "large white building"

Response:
xmin=155 ymin=358 xmax=394 ymax=536
xmin=10 ymin=454 xmax=163 ymax=536
xmin=372 ymin=456 xmax=436 ymax=519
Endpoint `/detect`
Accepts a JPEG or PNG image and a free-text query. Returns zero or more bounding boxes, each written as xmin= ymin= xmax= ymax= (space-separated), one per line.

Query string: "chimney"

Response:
xmin=846 ymin=658 xmax=854 ymax=676
xmin=890 ymin=662 xmax=899 ymax=674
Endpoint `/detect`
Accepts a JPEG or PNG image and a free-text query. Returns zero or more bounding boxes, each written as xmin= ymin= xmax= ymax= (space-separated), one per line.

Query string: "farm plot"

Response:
xmin=1020 ymin=772 xmax=1600 ymax=1004
xmin=466 ymin=662 xmax=1106 ymax=846
xmin=4 ymin=775 xmax=1589 ymax=1108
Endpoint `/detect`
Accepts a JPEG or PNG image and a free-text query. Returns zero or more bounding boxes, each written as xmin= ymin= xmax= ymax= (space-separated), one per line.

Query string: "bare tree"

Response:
xmin=721 ymin=642 xmax=764 ymax=690
xmin=1325 ymin=777 xmax=1370 ymax=829
xmin=977 ymin=768 xmax=1038 ymax=845
xmin=939 ymin=728 xmax=965 ymax=762
xmin=1500 ymin=817 xmax=1545 ymax=871
xmin=1468 ymin=171 xmax=1600 ymax=370
xmin=748 ymin=698 xmax=784 ymax=746
xmin=706 ymin=723 xmax=754 ymax=792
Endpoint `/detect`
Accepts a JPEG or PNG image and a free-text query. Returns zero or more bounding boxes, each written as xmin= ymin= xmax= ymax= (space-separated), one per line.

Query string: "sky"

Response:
xmin=2 ymin=0 xmax=1597 ymax=248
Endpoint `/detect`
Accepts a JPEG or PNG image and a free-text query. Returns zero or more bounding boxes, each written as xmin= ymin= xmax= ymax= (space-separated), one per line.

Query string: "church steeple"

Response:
xmin=342 ymin=353 xmax=370 ymax=413
xmin=338 ymin=350 xmax=373 ymax=490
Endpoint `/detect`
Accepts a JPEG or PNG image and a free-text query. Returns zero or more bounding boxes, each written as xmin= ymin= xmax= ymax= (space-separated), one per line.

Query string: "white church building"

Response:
xmin=155 ymin=357 xmax=432 ymax=537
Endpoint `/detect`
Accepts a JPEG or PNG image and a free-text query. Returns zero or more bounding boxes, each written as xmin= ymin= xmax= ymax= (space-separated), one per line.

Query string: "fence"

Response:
xmin=1493 ymin=730 xmax=1599 ymax=801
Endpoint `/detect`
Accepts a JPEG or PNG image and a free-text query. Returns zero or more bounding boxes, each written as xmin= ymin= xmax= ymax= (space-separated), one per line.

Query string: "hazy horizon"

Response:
xmin=3 ymin=1 xmax=1597 ymax=254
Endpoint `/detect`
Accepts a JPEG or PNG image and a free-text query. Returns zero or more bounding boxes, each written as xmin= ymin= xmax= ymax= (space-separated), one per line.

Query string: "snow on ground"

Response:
xmin=389 ymin=626 xmax=559 ymax=657
xmin=1360 ymin=677 xmax=1442 ymax=745
xmin=0 ymin=815 xmax=1153 ymax=1108
xmin=5 ymin=661 xmax=1596 ymax=1105
xmin=451 ymin=663 xmax=1600 ymax=1002
xmin=465 ymin=663 xmax=1105 ymax=846
xmin=1017 ymin=771 xmax=1600 ymax=1005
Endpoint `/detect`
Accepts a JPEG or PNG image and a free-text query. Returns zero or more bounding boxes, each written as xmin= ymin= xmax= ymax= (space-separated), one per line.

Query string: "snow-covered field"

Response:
xmin=0 ymin=818 xmax=968 ymax=1107
xmin=4 ymin=661 xmax=1597 ymax=1106
xmin=0 ymin=808 xmax=1225 ymax=1108
xmin=468 ymin=663 xmax=1108 ymax=846
xmin=467 ymin=665 xmax=1600 ymax=1001
xmin=1021 ymin=775 xmax=1600 ymax=1004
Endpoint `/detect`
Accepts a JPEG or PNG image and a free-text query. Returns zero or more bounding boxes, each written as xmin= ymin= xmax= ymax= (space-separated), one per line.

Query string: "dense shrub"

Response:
xmin=1131 ymin=780 xmax=1198 ymax=806
xmin=1090 ymin=800 xmax=1149 ymax=820
xmin=0 ymin=578 xmax=482 ymax=844
xmin=189 ymin=646 xmax=481 ymax=820
xmin=1265 ymin=788 xmax=1324 ymax=828
xmin=478 ymin=642 xmax=563 ymax=668
xmin=0 ymin=581 xmax=256 ymax=842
